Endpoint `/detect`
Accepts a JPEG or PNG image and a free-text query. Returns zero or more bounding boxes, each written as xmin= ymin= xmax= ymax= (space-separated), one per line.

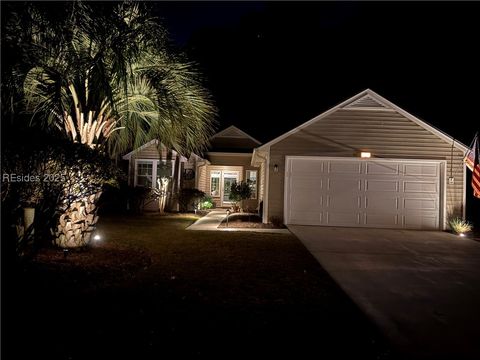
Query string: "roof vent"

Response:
xmin=343 ymin=95 xmax=388 ymax=109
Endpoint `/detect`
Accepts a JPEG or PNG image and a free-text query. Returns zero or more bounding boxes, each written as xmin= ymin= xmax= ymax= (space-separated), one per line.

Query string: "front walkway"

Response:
xmin=186 ymin=209 xmax=228 ymax=230
xmin=289 ymin=225 xmax=480 ymax=360
xmin=187 ymin=210 xmax=290 ymax=233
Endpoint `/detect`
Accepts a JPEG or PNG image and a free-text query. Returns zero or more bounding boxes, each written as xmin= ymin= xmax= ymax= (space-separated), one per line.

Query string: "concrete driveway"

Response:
xmin=288 ymin=226 xmax=480 ymax=360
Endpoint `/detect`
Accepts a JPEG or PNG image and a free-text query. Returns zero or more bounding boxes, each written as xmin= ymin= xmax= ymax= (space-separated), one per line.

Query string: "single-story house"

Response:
xmin=122 ymin=125 xmax=262 ymax=212
xmin=123 ymin=88 xmax=469 ymax=230
xmin=252 ymin=89 xmax=469 ymax=230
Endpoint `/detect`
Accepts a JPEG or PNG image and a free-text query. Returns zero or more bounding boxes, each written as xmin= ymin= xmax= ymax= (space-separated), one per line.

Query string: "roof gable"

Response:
xmin=122 ymin=139 xmax=159 ymax=160
xmin=122 ymin=140 xmax=189 ymax=161
xmin=211 ymin=125 xmax=261 ymax=144
xmin=257 ymin=89 xmax=468 ymax=153
xmin=342 ymin=94 xmax=390 ymax=110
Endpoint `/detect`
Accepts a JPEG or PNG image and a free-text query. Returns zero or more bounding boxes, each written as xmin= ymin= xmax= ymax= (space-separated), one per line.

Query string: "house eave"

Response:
xmin=211 ymin=125 xmax=262 ymax=145
xmin=122 ymin=139 xmax=159 ymax=160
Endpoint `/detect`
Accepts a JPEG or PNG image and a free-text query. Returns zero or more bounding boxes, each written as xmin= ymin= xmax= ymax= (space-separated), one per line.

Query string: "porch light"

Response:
xmin=273 ymin=164 xmax=279 ymax=173
xmin=93 ymin=234 xmax=101 ymax=241
xmin=360 ymin=152 xmax=371 ymax=158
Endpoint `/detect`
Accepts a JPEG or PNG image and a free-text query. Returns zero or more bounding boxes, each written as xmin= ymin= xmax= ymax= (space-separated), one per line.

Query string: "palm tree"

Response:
xmin=4 ymin=1 xmax=217 ymax=247
xmin=14 ymin=1 xmax=216 ymax=156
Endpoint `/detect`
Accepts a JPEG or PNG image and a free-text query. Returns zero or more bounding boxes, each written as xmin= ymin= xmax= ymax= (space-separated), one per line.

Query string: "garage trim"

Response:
xmin=284 ymin=156 xmax=447 ymax=230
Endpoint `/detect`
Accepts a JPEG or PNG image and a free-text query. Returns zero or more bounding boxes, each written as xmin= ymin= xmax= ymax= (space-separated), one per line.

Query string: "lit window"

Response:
xmin=136 ymin=161 xmax=153 ymax=187
xmin=210 ymin=171 xmax=221 ymax=197
xmin=246 ymin=170 xmax=257 ymax=199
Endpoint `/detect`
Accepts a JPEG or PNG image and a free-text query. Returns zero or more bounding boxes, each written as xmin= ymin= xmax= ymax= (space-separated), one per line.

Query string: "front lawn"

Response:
xmin=7 ymin=214 xmax=397 ymax=359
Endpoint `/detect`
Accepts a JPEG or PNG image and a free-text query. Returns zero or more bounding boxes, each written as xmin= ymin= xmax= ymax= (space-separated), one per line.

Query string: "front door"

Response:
xmin=222 ymin=171 xmax=239 ymax=205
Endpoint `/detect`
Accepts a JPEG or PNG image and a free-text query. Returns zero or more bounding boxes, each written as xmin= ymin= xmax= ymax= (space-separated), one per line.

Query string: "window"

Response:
xmin=246 ymin=170 xmax=257 ymax=199
xmin=136 ymin=159 xmax=174 ymax=188
xmin=136 ymin=161 xmax=153 ymax=187
xmin=210 ymin=171 xmax=221 ymax=197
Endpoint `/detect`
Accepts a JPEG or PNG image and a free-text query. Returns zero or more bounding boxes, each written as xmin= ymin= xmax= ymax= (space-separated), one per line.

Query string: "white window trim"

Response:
xmin=134 ymin=159 xmax=175 ymax=188
xmin=221 ymin=171 xmax=240 ymax=205
xmin=246 ymin=170 xmax=258 ymax=199
xmin=210 ymin=170 xmax=221 ymax=197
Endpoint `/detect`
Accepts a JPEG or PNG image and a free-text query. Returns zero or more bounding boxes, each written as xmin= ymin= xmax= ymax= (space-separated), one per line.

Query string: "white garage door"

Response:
xmin=284 ymin=157 xmax=444 ymax=230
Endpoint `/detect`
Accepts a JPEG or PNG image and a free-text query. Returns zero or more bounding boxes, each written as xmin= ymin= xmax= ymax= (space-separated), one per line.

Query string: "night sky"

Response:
xmin=152 ymin=1 xmax=480 ymax=147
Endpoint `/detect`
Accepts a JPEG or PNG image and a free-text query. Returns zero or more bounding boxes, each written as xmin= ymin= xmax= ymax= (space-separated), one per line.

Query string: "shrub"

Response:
xmin=449 ymin=217 xmax=473 ymax=235
xmin=177 ymin=188 xmax=205 ymax=212
xmin=199 ymin=195 xmax=214 ymax=210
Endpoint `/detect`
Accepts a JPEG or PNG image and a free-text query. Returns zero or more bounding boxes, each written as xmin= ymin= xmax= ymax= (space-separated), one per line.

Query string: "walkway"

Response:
xmin=186 ymin=209 xmax=227 ymax=230
xmin=187 ymin=210 xmax=290 ymax=233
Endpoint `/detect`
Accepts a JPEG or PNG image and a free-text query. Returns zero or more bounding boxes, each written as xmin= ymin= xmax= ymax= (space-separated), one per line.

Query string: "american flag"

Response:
xmin=465 ymin=133 xmax=480 ymax=198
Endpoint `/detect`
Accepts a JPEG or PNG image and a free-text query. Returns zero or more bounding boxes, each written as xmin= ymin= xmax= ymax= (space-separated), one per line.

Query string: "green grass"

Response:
xmin=9 ymin=213 xmax=397 ymax=360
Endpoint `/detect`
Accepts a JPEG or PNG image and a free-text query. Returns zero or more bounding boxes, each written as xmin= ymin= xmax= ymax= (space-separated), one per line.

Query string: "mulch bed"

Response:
xmin=218 ymin=213 xmax=286 ymax=229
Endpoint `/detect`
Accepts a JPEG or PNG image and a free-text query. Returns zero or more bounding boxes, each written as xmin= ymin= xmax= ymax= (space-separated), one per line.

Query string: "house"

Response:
xmin=123 ymin=89 xmax=469 ymax=230
xmin=122 ymin=125 xmax=262 ymax=211
xmin=252 ymin=89 xmax=469 ymax=230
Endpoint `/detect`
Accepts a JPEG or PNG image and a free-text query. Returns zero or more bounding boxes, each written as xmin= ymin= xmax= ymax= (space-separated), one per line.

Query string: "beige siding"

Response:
xmin=197 ymin=165 xmax=207 ymax=193
xmin=135 ymin=143 xmax=166 ymax=159
xmin=268 ymin=108 xmax=465 ymax=224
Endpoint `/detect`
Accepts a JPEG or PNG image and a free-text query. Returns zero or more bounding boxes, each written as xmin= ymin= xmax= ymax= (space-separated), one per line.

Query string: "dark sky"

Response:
xmin=152 ymin=1 xmax=480 ymax=147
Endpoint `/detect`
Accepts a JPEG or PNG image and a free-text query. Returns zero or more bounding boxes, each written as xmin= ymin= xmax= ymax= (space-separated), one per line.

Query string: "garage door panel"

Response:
xmin=404 ymin=164 xmax=438 ymax=177
xmin=403 ymin=214 xmax=438 ymax=230
xmin=365 ymin=180 xmax=399 ymax=192
xmin=291 ymin=160 xmax=324 ymax=173
xmin=364 ymin=213 xmax=399 ymax=227
xmin=365 ymin=196 xmax=398 ymax=211
xmin=403 ymin=198 xmax=437 ymax=210
xmin=290 ymin=193 xmax=322 ymax=211
xmin=326 ymin=212 xmax=361 ymax=226
xmin=366 ymin=163 xmax=399 ymax=175
xmin=328 ymin=179 xmax=362 ymax=191
xmin=328 ymin=162 xmax=362 ymax=174
xmin=285 ymin=157 xmax=442 ymax=230
xmin=328 ymin=194 xmax=362 ymax=210
xmin=403 ymin=181 xmax=438 ymax=193
xmin=290 ymin=177 xmax=321 ymax=190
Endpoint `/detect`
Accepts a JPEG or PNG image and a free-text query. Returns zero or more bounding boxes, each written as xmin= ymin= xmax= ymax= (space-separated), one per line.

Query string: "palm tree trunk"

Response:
xmin=54 ymin=192 xmax=101 ymax=248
